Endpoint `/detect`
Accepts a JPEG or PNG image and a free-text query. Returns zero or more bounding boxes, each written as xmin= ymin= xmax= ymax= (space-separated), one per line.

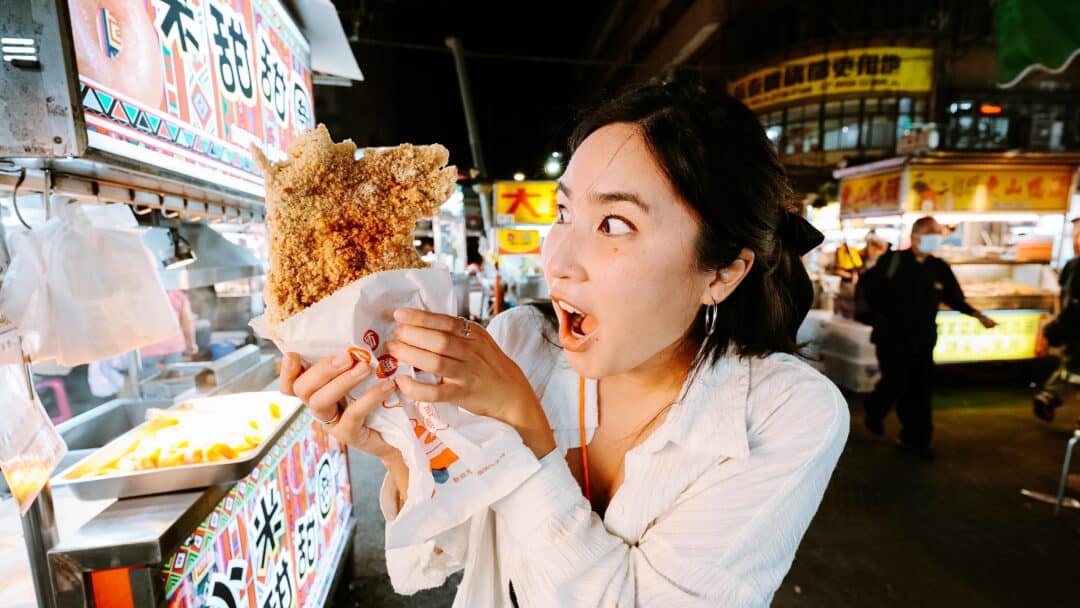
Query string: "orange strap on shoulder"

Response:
xmin=578 ymin=375 xmax=591 ymax=503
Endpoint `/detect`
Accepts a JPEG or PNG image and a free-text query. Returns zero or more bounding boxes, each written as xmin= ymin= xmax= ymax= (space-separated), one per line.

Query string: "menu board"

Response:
xmin=162 ymin=414 xmax=353 ymax=608
xmin=68 ymin=0 xmax=315 ymax=196
xmin=934 ymin=309 xmax=1048 ymax=363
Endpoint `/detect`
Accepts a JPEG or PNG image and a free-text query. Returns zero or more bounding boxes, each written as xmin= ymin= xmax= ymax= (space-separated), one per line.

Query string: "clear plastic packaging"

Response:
xmin=0 ymin=326 xmax=67 ymax=514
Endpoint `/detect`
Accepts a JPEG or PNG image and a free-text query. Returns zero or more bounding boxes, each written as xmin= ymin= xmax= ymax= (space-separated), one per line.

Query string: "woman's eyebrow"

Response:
xmin=557 ymin=181 xmax=651 ymax=214
xmin=591 ymin=190 xmax=650 ymax=213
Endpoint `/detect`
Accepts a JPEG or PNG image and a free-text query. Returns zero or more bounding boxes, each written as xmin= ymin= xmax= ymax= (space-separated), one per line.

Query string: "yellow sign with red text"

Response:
xmin=906 ymin=166 xmax=1076 ymax=213
xmin=494 ymin=181 xmax=558 ymax=225
xmin=729 ymin=46 xmax=933 ymax=111
xmin=839 ymin=171 xmax=904 ymax=217
xmin=497 ymin=229 xmax=542 ymax=255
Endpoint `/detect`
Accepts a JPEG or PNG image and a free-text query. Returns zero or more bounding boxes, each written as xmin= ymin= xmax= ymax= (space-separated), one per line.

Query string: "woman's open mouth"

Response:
xmin=553 ymin=297 xmax=598 ymax=351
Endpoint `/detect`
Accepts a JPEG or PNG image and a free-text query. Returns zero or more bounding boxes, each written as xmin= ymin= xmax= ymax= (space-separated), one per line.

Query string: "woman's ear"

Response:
xmin=700 ymin=249 xmax=755 ymax=305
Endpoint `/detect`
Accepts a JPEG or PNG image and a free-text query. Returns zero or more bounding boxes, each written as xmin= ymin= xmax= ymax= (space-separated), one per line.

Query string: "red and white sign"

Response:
xmin=68 ymin=0 xmax=314 ymax=196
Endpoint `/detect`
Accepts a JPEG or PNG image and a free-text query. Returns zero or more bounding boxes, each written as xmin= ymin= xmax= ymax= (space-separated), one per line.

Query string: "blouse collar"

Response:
xmin=635 ymin=353 xmax=752 ymax=459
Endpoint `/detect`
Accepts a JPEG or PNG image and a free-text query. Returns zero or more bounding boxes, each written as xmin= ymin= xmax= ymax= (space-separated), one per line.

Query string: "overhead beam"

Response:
xmin=633 ymin=0 xmax=730 ymax=82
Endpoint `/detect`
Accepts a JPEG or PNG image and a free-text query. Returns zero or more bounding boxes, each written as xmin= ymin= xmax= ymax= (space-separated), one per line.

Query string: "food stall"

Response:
xmin=0 ymin=0 xmax=363 ymax=605
xmin=809 ymin=151 xmax=1080 ymax=392
xmin=491 ymin=180 xmax=557 ymax=307
xmin=419 ymin=185 xmax=477 ymax=318
xmin=36 ymin=392 xmax=354 ymax=608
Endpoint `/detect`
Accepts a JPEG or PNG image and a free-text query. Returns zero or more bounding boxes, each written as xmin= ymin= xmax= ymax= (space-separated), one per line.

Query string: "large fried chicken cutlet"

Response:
xmin=254 ymin=125 xmax=457 ymax=325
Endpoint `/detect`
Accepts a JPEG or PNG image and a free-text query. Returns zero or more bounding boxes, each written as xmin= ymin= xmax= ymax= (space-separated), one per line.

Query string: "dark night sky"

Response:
xmin=316 ymin=0 xmax=615 ymax=180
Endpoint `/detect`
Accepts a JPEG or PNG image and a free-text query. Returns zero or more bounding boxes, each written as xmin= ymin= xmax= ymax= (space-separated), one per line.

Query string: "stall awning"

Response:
xmin=833 ymin=152 xmax=1080 ymax=219
xmin=293 ymin=0 xmax=365 ymax=83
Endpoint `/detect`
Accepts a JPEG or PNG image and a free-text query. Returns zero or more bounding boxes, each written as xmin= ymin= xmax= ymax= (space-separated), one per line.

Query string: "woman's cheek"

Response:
xmin=540 ymin=226 xmax=565 ymax=268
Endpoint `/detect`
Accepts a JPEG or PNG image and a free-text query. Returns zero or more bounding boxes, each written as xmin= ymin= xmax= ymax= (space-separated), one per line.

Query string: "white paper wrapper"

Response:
xmin=251 ymin=268 xmax=539 ymax=549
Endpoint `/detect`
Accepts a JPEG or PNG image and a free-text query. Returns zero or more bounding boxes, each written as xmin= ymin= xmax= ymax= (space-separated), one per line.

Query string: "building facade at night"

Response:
xmin=583 ymin=0 xmax=1080 ymax=194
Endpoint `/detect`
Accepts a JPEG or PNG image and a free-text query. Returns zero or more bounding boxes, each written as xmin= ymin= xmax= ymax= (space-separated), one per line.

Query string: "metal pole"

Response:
xmin=128 ymin=349 xmax=144 ymax=399
xmin=472 ymin=182 xmax=494 ymax=261
xmin=445 ymin=37 xmax=488 ymax=180
xmin=21 ymin=483 xmax=59 ymax=608
xmin=0 ymin=210 xmax=11 ymax=275
xmin=17 ymin=349 xmax=60 ymax=608
xmin=42 ymin=169 xmax=53 ymax=220
xmin=1054 ymin=431 xmax=1079 ymax=516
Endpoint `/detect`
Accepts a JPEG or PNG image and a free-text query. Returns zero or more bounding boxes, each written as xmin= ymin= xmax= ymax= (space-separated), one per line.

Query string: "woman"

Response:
xmin=280 ymin=81 xmax=848 ymax=606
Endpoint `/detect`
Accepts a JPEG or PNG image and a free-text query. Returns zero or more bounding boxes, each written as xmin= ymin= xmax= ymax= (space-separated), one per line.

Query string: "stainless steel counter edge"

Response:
xmin=47 ymin=484 xmax=230 ymax=571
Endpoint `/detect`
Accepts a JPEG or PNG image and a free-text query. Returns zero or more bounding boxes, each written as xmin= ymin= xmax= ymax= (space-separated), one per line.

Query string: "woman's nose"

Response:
xmin=542 ymin=230 xmax=586 ymax=282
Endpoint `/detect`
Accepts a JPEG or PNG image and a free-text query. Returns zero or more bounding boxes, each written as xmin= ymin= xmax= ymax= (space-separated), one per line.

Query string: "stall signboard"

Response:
xmin=729 ymin=47 xmax=933 ymax=112
xmin=495 ymin=181 xmax=558 ymax=225
xmin=839 ymin=170 xmax=904 ymax=217
xmin=906 ymin=166 xmax=1076 ymax=213
xmin=497 ymin=229 xmax=541 ymax=255
xmin=162 ymin=415 xmax=352 ymax=608
xmin=68 ymin=0 xmax=315 ymax=196
xmin=934 ymin=309 xmax=1048 ymax=363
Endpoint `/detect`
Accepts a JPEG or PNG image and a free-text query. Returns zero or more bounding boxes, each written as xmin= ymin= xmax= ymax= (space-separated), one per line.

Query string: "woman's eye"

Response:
xmin=555 ymin=205 xmax=568 ymax=224
xmin=599 ymin=215 xmax=633 ymax=236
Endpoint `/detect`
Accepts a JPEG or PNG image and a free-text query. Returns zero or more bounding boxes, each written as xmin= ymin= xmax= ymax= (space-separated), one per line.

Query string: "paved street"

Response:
xmin=335 ymin=361 xmax=1080 ymax=607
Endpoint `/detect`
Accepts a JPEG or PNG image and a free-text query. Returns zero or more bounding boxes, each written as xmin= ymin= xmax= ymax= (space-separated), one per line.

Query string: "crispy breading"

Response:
xmin=254 ymin=125 xmax=457 ymax=325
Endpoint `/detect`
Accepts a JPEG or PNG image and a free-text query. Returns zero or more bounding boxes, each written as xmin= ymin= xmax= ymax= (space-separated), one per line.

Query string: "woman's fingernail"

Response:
xmin=351 ymin=364 xmax=370 ymax=378
xmin=333 ymin=353 xmax=351 ymax=369
xmin=393 ymin=309 xmax=408 ymax=321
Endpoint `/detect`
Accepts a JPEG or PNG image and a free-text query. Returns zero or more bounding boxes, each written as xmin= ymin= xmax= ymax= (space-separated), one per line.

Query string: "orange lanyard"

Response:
xmin=578 ymin=376 xmax=591 ymax=503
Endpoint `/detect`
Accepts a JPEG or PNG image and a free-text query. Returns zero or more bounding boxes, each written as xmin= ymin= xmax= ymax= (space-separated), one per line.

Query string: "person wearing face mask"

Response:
xmin=278 ymin=81 xmax=847 ymax=606
xmin=858 ymin=216 xmax=997 ymax=459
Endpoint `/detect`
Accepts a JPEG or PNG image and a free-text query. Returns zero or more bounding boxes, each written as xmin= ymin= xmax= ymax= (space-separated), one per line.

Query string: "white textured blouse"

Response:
xmin=380 ymin=306 xmax=849 ymax=607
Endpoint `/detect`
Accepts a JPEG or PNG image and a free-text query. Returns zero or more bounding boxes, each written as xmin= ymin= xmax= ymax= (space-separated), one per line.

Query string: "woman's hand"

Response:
xmin=387 ymin=309 xmax=556 ymax=458
xmin=279 ymin=352 xmax=398 ymax=461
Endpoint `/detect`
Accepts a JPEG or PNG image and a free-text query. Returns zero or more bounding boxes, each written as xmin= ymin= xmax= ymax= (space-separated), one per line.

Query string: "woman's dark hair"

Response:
xmin=562 ymin=79 xmax=803 ymax=363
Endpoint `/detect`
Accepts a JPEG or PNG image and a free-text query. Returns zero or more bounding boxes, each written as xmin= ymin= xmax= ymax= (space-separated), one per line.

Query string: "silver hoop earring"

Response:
xmin=704 ymin=303 xmax=718 ymax=337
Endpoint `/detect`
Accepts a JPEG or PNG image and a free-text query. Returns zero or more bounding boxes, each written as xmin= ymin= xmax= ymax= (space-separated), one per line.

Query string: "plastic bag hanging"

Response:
xmin=0 ymin=197 xmax=179 ymax=366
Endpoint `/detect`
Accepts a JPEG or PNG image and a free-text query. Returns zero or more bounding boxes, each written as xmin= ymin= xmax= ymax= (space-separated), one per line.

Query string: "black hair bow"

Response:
xmin=779 ymin=211 xmax=824 ymax=256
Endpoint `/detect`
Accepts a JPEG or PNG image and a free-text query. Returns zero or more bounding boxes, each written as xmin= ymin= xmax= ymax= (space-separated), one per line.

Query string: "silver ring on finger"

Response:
xmin=461 ymin=317 xmax=473 ymax=339
xmin=312 ymin=403 xmax=342 ymax=427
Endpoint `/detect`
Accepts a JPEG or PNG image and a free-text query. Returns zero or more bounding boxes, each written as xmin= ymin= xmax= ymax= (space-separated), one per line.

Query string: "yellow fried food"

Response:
xmin=73 ymin=401 xmax=291 ymax=477
xmin=254 ymin=125 xmax=457 ymax=325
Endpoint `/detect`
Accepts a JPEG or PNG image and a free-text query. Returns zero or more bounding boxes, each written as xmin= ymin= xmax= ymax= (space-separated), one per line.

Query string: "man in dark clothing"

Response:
xmin=857 ymin=217 xmax=997 ymax=459
xmin=1033 ymin=216 xmax=1080 ymax=421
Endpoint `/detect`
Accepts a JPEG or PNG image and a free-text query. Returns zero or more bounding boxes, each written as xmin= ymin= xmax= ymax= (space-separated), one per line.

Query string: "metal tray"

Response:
xmin=51 ymin=392 xmax=303 ymax=501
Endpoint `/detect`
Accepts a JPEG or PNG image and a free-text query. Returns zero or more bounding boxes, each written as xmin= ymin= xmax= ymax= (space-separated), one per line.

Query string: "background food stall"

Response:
xmin=416 ymin=185 xmax=479 ymax=319
xmin=0 ymin=0 xmax=363 ymax=605
xmin=491 ymin=180 xmax=557 ymax=310
xmin=809 ymin=151 xmax=1080 ymax=392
